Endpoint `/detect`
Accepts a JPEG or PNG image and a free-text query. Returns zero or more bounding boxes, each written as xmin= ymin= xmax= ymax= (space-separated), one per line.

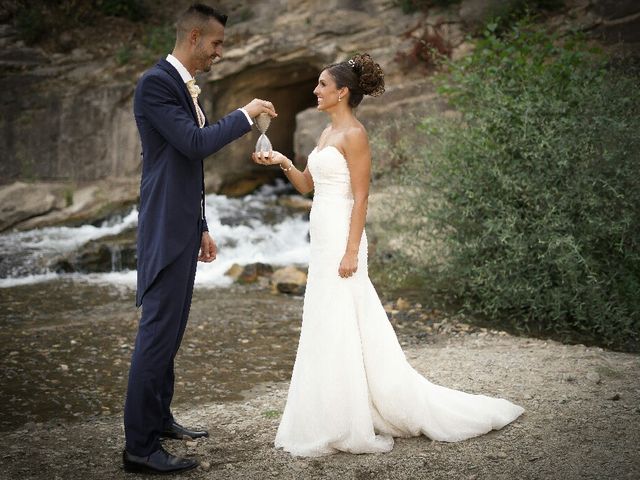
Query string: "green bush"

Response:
xmin=410 ymin=23 xmax=640 ymax=350
xmin=395 ymin=0 xmax=460 ymax=14
xmin=143 ymin=24 xmax=175 ymax=59
xmin=15 ymin=7 xmax=47 ymax=44
xmin=96 ymin=0 xmax=148 ymax=21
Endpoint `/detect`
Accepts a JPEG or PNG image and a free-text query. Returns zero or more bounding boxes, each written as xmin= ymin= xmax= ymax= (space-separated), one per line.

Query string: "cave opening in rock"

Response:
xmin=204 ymin=60 xmax=321 ymax=191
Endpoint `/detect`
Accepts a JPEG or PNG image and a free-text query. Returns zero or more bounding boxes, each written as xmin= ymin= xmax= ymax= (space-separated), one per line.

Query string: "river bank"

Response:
xmin=1 ymin=280 xmax=638 ymax=480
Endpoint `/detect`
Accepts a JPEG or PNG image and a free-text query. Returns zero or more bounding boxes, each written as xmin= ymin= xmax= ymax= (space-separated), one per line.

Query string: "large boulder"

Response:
xmin=15 ymin=178 xmax=139 ymax=231
xmin=0 ymin=182 xmax=64 ymax=231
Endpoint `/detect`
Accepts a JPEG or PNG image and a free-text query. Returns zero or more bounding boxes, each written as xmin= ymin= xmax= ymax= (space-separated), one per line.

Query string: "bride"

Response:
xmin=252 ymin=54 xmax=524 ymax=457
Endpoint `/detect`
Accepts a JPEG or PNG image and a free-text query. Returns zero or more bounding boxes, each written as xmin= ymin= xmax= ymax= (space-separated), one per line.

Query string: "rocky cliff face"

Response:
xmin=0 ymin=0 xmax=638 ymax=231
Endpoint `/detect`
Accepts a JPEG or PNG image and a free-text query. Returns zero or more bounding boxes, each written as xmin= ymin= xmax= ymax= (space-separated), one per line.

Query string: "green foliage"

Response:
xmin=63 ymin=188 xmax=74 ymax=208
xmin=96 ymin=0 xmax=148 ymax=21
xmin=137 ymin=24 xmax=174 ymax=64
xmin=116 ymin=45 xmax=133 ymax=65
xmin=411 ymin=22 xmax=640 ymax=350
xmin=15 ymin=6 xmax=47 ymax=45
xmin=484 ymin=0 xmax=564 ymax=34
xmin=395 ymin=0 xmax=460 ymax=14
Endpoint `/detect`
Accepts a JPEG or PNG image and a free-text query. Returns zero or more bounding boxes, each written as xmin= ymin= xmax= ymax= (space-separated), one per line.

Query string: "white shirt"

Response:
xmin=166 ymin=54 xmax=253 ymax=126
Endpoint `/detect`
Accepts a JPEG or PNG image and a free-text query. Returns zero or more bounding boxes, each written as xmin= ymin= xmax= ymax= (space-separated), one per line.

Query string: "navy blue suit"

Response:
xmin=124 ymin=58 xmax=252 ymax=456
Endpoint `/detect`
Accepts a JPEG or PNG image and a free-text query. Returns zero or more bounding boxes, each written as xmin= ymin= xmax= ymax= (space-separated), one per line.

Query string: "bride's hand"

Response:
xmin=252 ymin=150 xmax=287 ymax=166
xmin=338 ymin=253 xmax=358 ymax=278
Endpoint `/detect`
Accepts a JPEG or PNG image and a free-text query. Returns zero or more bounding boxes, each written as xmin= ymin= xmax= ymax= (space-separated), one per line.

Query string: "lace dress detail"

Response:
xmin=274 ymin=146 xmax=524 ymax=457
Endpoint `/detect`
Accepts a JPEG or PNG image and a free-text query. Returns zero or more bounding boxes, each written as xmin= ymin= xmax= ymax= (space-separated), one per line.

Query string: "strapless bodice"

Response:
xmin=307 ymin=146 xmax=353 ymax=200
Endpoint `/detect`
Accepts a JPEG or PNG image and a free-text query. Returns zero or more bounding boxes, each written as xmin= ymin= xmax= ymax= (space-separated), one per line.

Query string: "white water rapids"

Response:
xmin=0 ymin=181 xmax=310 ymax=289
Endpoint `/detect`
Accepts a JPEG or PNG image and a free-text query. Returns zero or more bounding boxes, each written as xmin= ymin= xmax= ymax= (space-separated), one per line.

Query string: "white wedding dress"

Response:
xmin=274 ymin=146 xmax=524 ymax=457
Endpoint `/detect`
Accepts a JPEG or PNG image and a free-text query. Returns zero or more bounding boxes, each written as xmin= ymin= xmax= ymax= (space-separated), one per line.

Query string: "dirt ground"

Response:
xmin=2 ymin=302 xmax=639 ymax=480
xmin=0 ymin=334 xmax=640 ymax=480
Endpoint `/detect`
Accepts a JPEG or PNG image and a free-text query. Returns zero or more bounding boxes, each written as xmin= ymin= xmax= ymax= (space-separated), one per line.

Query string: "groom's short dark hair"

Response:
xmin=186 ymin=3 xmax=227 ymax=26
xmin=176 ymin=3 xmax=228 ymax=41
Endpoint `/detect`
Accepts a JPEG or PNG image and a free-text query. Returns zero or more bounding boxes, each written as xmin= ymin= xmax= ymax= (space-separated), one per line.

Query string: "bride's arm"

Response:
xmin=252 ymin=151 xmax=314 ymax=194
xmin=339 ymin=129 xmax=371 ymax=278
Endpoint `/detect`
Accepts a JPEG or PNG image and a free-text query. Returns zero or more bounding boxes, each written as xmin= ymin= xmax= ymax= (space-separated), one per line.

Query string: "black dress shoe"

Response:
xmin=123 ymin=446 xmax=198 ymax=474
xmin=161 ymin=420 xmax=209 ymax=440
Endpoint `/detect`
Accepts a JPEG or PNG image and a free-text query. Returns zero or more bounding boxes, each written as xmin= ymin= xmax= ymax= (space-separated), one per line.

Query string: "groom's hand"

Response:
xmin=243 ymin=98 xmax=277 ymax=119
xmin=199 ymin=232 xmax=217 ymax=263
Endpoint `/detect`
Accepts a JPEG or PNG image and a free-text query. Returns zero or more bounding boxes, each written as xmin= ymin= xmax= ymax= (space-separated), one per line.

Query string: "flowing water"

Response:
xmin=0 ymin=180 xmax=310 ymax=288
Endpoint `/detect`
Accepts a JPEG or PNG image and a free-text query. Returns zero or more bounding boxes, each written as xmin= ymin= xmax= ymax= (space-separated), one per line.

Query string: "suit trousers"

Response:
xmin=124 ymin=224 xmax=201 ymax=456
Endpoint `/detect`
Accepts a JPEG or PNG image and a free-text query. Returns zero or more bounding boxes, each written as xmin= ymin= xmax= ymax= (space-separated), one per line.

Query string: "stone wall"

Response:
xmin=0 ymin=0 xmax=638 ymax=230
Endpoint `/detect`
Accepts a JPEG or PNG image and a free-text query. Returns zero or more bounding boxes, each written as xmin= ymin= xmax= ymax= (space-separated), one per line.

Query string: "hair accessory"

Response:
xmin=348 ymin=59 xmax=356 ymax=68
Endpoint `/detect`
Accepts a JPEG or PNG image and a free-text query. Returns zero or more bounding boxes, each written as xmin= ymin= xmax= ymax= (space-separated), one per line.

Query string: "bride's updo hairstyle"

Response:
xmin=325 ymin=53 xmax=385 ymax=108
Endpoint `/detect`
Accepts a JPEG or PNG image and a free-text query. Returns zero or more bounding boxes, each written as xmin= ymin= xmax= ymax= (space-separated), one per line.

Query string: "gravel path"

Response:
xmin=3 ymin=322 xmax=639 ymax=480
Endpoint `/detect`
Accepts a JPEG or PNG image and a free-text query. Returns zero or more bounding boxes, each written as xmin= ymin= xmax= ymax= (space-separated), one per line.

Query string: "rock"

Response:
xmin=49 ymin=227 xmax=137 ymax=273
xmin=2 ymin=0 xmax=637 ymax=238
xmin=459 ymin=0 xmax=518 ymax=27
xmin=592 ymin=0 xmax=640 ymax=20
xmin=271 ymin=266 xmax=307 ymax=295
xmin=451 ymin=41 xmax=475 ymax=61
xmin=200 ymin=460 xmax=211 ymax=471
xmin=396 ymin=297 xmax=411 ymax=311
xmin=0 ymin=182 xmax=64 ymax=231
xmin=237 ymin=263 xmax=274 ymax=284
xmin=58 ymin=32 xmax=75 ymax=52
xmin=225 ymin=263 xmax=244 ymax=280
xmin=608 ymin=393 xmax=621 ymax=401
xmin=16 ymin=178 xmax=139 ymax=231
xmin=586 ymin=371 xmax=601 ymax=384
xmin=294 ymin=108 xmax=326 ymax=162
xmin=277 ymin=195 xmax=313 ymax=211
xmin=219 ymin=172 xmax=276 ymax=197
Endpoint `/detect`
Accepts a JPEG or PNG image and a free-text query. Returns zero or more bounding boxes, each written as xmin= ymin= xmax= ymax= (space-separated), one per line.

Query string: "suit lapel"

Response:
xmin=157 ymin=58 xmax=200 ymax=124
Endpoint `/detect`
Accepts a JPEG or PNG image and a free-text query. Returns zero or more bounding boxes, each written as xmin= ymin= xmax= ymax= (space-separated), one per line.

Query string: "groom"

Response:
xmin=123 ymin=3 xmax=276 ymax=475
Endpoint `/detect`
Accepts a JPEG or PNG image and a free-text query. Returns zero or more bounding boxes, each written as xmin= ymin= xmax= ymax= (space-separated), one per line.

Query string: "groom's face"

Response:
xmin=194 ymin=19 xmax=225 ymax=73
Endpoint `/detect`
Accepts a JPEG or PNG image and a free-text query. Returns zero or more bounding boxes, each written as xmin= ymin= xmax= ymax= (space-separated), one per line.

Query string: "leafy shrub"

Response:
xmin=485 ymin=1 xmax=564 ymax=34
xmin=395 ymin=0 xmax=460 ymax=14
xmin=96 ymin=0 xmax=148 ymax=21
xmin=141 ymin=24 xmax=175 ymax=63
xmin=15 ymin=7 xmax=47 ymax=44
xmin=409 ymin=22 xmax=640 ymax=350
xmin=116 ymin=45 xmax=133 ymax=65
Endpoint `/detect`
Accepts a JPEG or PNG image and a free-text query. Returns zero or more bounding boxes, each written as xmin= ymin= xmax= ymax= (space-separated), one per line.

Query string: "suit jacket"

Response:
xmin=134 ymin=58 xmax=252 ymax=306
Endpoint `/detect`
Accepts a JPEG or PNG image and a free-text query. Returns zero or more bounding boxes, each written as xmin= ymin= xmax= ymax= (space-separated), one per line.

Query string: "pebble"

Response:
xmin=200 ymin=460 xmax=211 ymax=471
xmin=586 ymin=372 xmax=601 ymax=384
xmin=608 ymin=393 xmax=621 ymax=401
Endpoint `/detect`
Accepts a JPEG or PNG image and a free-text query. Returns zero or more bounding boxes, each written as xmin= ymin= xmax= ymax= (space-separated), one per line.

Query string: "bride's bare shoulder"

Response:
xmin=343 ymin=125 xmax=370 ymax=153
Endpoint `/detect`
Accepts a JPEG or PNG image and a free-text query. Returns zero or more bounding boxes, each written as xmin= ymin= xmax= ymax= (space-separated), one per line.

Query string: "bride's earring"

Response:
xmin=338 ymin=95 xmax=342 ymax=102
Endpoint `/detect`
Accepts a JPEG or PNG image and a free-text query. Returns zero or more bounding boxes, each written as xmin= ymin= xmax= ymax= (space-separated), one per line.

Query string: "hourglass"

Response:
xmin=254 ymin=113 xmax=272 ymax=155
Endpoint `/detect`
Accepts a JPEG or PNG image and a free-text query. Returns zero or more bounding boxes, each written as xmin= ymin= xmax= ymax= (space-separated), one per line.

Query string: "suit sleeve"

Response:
xmin=139 ymin=73 xmax=252 ymax=161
